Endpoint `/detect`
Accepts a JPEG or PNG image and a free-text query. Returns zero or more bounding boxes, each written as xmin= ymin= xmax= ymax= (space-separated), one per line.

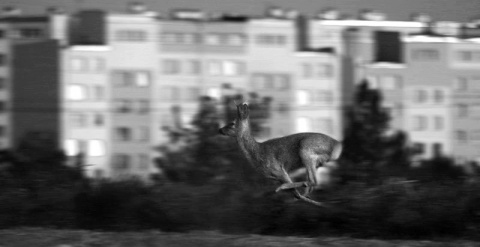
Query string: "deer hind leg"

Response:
xmin=275 ymin=168 xmax=325 ymax=207
xmin=301 ymin=153 xmax=328 ymax=197
xmin=274 ymin=168 xmax=308 ymax=193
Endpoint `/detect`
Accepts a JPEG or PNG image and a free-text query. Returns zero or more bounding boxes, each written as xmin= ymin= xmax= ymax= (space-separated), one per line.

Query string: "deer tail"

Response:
xmin=292 ymin=189 xmax=325 ymax=207
xmin=331 ymin=142 xmax=343 ymax=161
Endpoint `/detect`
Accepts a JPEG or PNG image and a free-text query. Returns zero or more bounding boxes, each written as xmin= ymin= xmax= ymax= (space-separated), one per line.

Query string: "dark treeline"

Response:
xmin=1 ymin=83 xmax=480 ymax=240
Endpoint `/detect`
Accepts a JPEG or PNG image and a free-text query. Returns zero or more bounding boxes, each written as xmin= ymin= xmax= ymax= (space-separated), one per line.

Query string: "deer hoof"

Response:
xmin=275 ymin=183 xmax=291 ymax=193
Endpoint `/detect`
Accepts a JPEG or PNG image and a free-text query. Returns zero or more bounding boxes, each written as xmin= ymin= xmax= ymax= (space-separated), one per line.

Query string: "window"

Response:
xmin=256 ymin=34 xmax=287 ymax=45
xmin=162 ymin=33 xmax=198 ymax=44
xmin=113 ymin=71 xmax=151 ymax=87
xmin=413 ymin=89 xmax=427 ymax=103
xmin=434 ymin=116 xmax=444 ymax=131
xmin=412 ymin=115 xmax=427 ymax=131
xmin=223 ymin=61 xmax=245 ymax=76
xmin=0 ymin=77 xmax=5 ymax=89
xmin=186 ymin=60 xmax=201 ymax=75
xmin=433 ymin=89 xmax=445 ymax=103
xmin=66 ymin=84 xmax=88 ymax=101
xmin=207 ymin=60 xmax=244 ymax=76
xmin=380 ymin=75 xmax=402 ymax=90
xmin=456 ymin=104 xmax=469 ymax=118
xmin=205 ymin=34 xmax=221 ymax=45
xmin=454 ymin=77 xmax=468 ymax=91
xmin=0 ymin=126 xmax=5 ymax=138
xmin=471 ymin=130 xmax=480 ymax=142
xmin=94 ymin=169 xmax=104 ymax=179
xmin=113 ymin=154 xmax=131 ymax=170
xmin=136 ymin=72 xmax=150 ymax=87
xmin=316 ymin=118 xmax=333 ymax=134
xmin=432 ymin=143 xmax=443 ymax=157
xmin=64 ymin=139 xmax=80 ymax=156
xmin=93 ymin=113 xmax=104 ymax=126
xmin=138 ymin=100 xmax=149 ymax=114
xmin=413 ymin=142 xmax=425 ymax=154
xmin=207 ymin=87 xmax=221 ymax=100
xmin=162 ymin=33 xmax=198 ymax=45
xmin=301 ymin=63 xmax=313 ymax=78
xmin=0 ymin=54 xmax=6 ymax=66
xmin=471 ymin=77 xmax=480 ymax=90
xmin=316 ymin=63 xmax=333 ymax=77
xmin=252 ymin=74 xmax=267 ymax=89
xmin=412 ymin=49 xmax=440 ymax=61
xmin=138 ymin=154 xmax=150 ymax=170
xmin=186 ymin=87 xmax=200 ymax=101
xmin=297 ymin=117 xmax=311 ymax=132
xmin=71 ymin=57 xmax=88 ymax=72
xmin=114 ymin=100 xmax=133 ymax=113
xmin=366 ymin=75 xmax=379 ymax=89
xmin=0 ymin=101 xmax=6 ymax=112
xmin=91 ymin=58 xmax=105 ymax=71
xmin=92 ymin=85 xmax=105 ymax=100
xmin=297 ymin=90 xmax=311 ymax=106
xmin=69 ymin=113 xmax=87 ymax=127
xmin=115 ymin=30 xmax=147 ymax=42
xmin=207 ymin=61 xmax=222 ymax=75
xmin=87 ymin=140 xmax=106 ymax=157
xmin=18 ymin=28 xmax=43 ymax=38
xmin=115 ymin=127 xmax=132 ymax=141
xmin=226 ymin=34 xmax=246 ymax=45
xmin=314 ymin=90 xmax=333 ymax=104
xmin=163 ymin=60 xmax=181 ymax=75
xmin=264 ymin=76 xmax=274 ymax=89
xmin=275 ymin=75 xmax=290 ymax=90
xmin=138 ymin=126 xmax=150 ymax=141
xmin=456 ymin=50 xmax=480 ymax=63
xmin=456 ymin=130 xmax=468 ymax=143
xmin=161 ymin=86 xmax=180 ymax=101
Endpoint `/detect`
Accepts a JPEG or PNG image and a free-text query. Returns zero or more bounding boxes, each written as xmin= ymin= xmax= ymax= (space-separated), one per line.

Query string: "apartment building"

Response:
xmin=10 ymin=3 xmax=478 ymax=179
xmin=157 ymin=8 xmax=345 ymax=141
xmin=363 ymin=29 xmax=480 ymax=162
xmin=63 ymin=8 xmax=159 ymax=179
xmin=0 ymin=10 xmax=64 ymax=150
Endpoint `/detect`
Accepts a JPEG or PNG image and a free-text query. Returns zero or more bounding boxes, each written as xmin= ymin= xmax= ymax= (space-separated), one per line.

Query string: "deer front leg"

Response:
xmin=301 ymin=154 xmax=325 ymax=197
xmin=275 ymin=181 xmax=308 ymax=193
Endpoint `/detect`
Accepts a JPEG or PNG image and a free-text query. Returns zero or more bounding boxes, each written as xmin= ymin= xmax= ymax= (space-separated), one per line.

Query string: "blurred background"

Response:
xmin=1 ymin=0 xmax=480 ymax=242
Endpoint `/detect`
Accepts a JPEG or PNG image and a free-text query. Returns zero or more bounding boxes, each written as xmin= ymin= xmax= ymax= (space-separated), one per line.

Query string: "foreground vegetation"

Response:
xmin=2 ymin=84 xmax=480 ymax=242
xmin=1 ymin=228 xmax=480 ymax=247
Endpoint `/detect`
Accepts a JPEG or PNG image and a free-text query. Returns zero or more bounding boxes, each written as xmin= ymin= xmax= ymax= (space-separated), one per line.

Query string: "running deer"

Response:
xmin=219 ymin=103 xmax=342 ymax=207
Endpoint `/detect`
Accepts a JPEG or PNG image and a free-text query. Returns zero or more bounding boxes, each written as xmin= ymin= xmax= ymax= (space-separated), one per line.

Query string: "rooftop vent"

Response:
xmin=46 ymin=6 xmax=65 ymax=15
xmin=285 ymin=9 xmax=299 ymax=19
xmin=266 ymin=7 xmax=285 ymax=19
xmin=359 ymin=9 xmax=387 ymax=21
xmin=127 ymin=2 xmax=147 ymax=14
xmin=171 ymin=9 xmax=206 ymax=20
xmin=317 ymin=8 xmax=340 ymax=20
xmin=410 ymin=12 xmax=432 ymax=23
xmin=466 ymin=18 xmax=480 ymax=28
xmin=1 ymin=6 xmax=22 ymax=17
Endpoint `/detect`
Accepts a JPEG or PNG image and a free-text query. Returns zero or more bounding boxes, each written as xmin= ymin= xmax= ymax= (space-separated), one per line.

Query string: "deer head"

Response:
xmin=218 ymin=102 xmax=249 ymax=137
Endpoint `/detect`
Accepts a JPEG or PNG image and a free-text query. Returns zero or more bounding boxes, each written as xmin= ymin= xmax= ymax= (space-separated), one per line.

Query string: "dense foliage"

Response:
xmin=1 ymin=87 xmax=480 ymax=240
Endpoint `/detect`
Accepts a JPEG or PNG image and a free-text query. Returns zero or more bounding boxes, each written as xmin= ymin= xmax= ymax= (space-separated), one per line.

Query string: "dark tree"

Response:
xmin=339 ymin=80 xmax=410 ymax=184
xmin=155 ymin=93 xmax=272 ymax=187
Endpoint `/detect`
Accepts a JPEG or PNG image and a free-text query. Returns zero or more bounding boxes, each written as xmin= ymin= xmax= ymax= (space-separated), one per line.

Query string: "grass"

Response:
xmin=0 ymin=228 xmax=479 ymax=247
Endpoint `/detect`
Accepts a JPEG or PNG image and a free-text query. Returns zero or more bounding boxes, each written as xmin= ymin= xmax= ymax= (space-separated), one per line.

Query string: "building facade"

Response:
xmin=3 ymin=4 xmax=480 ymax=179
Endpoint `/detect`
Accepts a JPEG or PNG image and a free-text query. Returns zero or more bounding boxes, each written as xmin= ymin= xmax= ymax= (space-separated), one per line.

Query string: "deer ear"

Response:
xmin=237 ymin=103 xmax=250 ymax=119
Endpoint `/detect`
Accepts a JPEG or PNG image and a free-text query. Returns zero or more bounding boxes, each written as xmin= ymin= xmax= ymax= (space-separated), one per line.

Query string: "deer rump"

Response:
xmin=260 ymin=132 xmax=340 ymax=172
xmin=256 ymin=133 xmax=342 ymax=207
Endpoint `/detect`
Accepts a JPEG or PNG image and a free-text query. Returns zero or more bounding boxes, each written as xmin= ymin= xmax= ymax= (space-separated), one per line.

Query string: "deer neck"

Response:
xmin=236 ymin=120 xmax=261 ymax=164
